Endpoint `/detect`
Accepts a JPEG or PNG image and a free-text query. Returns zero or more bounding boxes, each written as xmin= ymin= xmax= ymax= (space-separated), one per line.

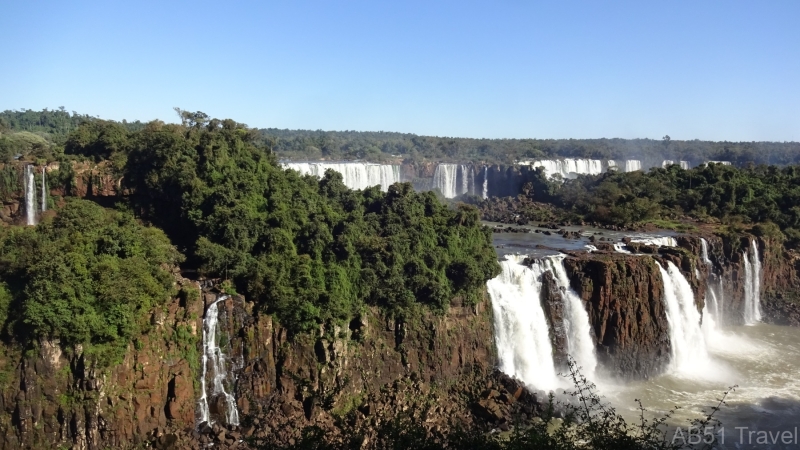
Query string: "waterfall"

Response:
xmin=629 ymin=236 xmax=677 ymax=247
xmin=487 ymin=255 xmax=559 ymax=390
xmin=41 ymin=167 xmax=46 ymax=212
xmin=433 ymin=164 xmax=473 ymax=198
xmin=541 ymin=256 xmax=597 ymax=378
xmin=521 ymin=159 xmax=605 ymax=179
xmin=197 ymin=295 xmax=240 ymax=426
xmin=743 ymin=240 xmax=762 ymax=325
xmin=700 ymin=238 xmax=724 ymax=324
xmin=623 ymin=160 xmax=642 ymax=172
xmin=613 ymin=242 xmax=632 ymax=254
xmin=24 ymin=165 xmax=36 ymax=226
xmin=482 ymin=166 xmax=488 ymax=199
xmin=657 ymin=261 xmax=709 ymax=374
xmin=283 ymin=162 xmax=401 ymax=191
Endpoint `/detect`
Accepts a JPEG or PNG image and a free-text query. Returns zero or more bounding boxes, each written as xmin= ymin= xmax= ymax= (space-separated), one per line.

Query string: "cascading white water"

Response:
xmin=541 ymin=256 xmax=597 ymax=378
xmin=41 ymin=167 xmax=46 ymax=212
xmin=487 ymin=255 xmax=560 ymax=390
xmin=623 ymin=160 xmax=642 ymax=172
xmin=661 ymin=160 xmax=689 ymax=169
xmin=629 ymin=236 xmax=677 ymax=247
xmin=658 ymin=261 xmax=709 ymax=375
xmin=700 ymin=238 xmax=725 ymax=325
xmin=197 ymin=295 xmax=240 ymax=426
xmin=613 ymin=242 xmax=632 ymax=254
xmin=742 ymin=240 xmax=762 ymax=325
xmin=283 ymin=162 xmax=401 ymax=191
xmin=521 ymin=159 xmax=605 ymax=179
xmin=482 ymin=166 xmax=488 ymax=199
xmin=459 ymin=164 xmax=474 ymax=196
xmin=433 ymin=164 xmax=473 ymax=198
xmin=24 ymin=165 xmax=36 ymax=226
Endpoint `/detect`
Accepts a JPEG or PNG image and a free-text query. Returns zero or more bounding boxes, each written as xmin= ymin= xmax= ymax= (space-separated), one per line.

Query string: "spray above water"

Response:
xmin=197 ymin=295 xmax=240 ymax=427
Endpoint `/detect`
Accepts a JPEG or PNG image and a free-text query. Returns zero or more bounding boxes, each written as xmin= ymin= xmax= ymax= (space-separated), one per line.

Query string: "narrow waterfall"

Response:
xmin=460 ymin=164 xmax=474 ymax=196
xmin=197 ymin=295 xmax=240 ymax=426
xmin=658 ymin=261 xmax=709 ymax=374
xmin=283 ymin=162 xmax=401 ymax=191
xmin=742 ymin=240 xmax=762 ymax=325
xmin=24 ymin=165 xmax=36 ymax=226
xmin=487 ymin=255 xmax=559 ymax=390
xmin=700 ymin=238 xmax=724 ymax=324
xmin=541 ymin=256 xmax=597 ymax=378
xmin=482 ymin=166 xmax=488 ymax=199
xmin=41 ymin=167 xmax=46 ymax=212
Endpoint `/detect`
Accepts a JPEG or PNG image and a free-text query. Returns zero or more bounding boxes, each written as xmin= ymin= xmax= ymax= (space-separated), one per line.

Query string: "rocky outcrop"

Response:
xmin=0 ymin=277 xmax=204 ymax=450
xmin=563 ymin=254 xmax=672 ymax=379
xmin=540 ymin=271 xmax=568 ymax=370
xmin=0 ymin=283 xmax=497 ymax=449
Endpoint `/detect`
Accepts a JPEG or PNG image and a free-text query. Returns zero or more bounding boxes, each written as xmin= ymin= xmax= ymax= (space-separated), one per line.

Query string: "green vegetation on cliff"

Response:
xmin=122 ymin=111 xmax=499 ymax=334
xmin=493 ymin=162 xmax=800 ymax=246
xmin=0 ymin=199 xmax=182 ymax=363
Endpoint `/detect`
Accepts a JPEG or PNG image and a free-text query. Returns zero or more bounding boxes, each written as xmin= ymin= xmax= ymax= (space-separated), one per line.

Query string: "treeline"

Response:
xmin=504 ymin=163 xmax=800 ymax=246
xmin=0 ymin=108 xmax=145 ymax=163
xmin=0 ymin=110 xmax=498 ymax=363
xmin=264 ymin=128 xmax=800 ymax=167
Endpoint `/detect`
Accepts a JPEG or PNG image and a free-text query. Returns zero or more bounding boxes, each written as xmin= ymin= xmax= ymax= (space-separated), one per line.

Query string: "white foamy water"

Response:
xmin=197 ymin=295 xmax=240 ymax=426
xmin=433 ymin=164 xmax=473 ymax=198
xmin=24 ymin=165 xmax=36 ymax=226
xmin=662 ymin=160 xmax=690 ymax=170
xmin=630 ymin=236 xmax=678 ymax=247
xmin=542 ymin=255 xmax=598 ymax=379
xmin=482 ymin=166 xmax=488 ymax=199
xmin=41 ymin=166 xmax=46 ymax=212
xmin=283 ymin=162 xmax=401 ymax=191
xmin=624 ymin=160 xmax=642 ymax=172
xmin=607 ymin=324 xmax=800 ymax=450
xmin=743 ymin=240 xmax=762 ymax=325
xmin=658 ymin=261 xmax=712 ymax=377
xmin=487 ymin=255 xmax=560 ymax=391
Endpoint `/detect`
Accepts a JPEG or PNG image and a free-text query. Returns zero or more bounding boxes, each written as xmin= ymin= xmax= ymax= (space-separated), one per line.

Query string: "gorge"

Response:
xmin=0 ymin=113 xmax=798 ymax=450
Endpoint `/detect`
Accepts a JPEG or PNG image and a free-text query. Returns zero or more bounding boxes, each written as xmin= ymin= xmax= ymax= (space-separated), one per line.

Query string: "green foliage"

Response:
xmin=124 ymin=113 xmax=499 ymax=335
xmin=0 ymin=199 xmax=182 ymax=365
xmin=510 ymin=163 xmax=800 ymax=246
xmin=265 ymin=128 xmax=800 ymax=166
xmin=64 ymin=120 xmax=131 ymax=163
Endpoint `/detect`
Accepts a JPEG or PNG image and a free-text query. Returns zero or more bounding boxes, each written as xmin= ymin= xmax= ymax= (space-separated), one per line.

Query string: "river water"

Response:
xmin=603 ymin=323 xmax=800 ymax=449
xmin=487 ymin=226 xmax=800 ymax=449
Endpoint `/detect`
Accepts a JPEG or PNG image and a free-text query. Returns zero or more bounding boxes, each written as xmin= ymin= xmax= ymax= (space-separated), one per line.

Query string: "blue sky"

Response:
xmin=1 ymin=0 xmax=798 ymax=141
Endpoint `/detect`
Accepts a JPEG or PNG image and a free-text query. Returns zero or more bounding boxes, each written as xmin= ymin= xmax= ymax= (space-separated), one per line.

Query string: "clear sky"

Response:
xmin=1 ymin=0 xmax=798 ymax=141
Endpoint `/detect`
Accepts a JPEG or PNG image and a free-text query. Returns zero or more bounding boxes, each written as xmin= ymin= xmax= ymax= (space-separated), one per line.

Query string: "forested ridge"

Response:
xmin=264 ymin=128 xmax=800 ymax=166
xmin=480 ymin=162 xmax=800 ymax=247
xmin=3 ymin=108 xmax=800 ymax=167
xmin=0 ymin=109 xmax=499 ymax=364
